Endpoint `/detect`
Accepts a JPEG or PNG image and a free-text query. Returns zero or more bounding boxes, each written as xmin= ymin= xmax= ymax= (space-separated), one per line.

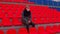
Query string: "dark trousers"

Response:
xmin=22 ymin=17 xmax=35 ymax=32
xmin=25 ymin=22 xmax=35 ymax=32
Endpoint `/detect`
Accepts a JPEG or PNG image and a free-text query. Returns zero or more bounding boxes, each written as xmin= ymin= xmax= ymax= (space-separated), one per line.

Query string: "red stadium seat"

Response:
xmin=0 ymin=0 xmax=35 ymax=4
xmin=2 ymin=17 xmax=12 ymax=26
xmin=52 ymin=9 xmax=58 ymax=23
xmin=2 ymin=0 xmax=13 ymax=2
xmin=18 ymin=28 xmax=28 ymax=34
xmin=0 ymin=0 xmax=28 ymax=3
xmin=58 ymin=25 xmax=60 ymax=32
xmin=47 ymin=9 xmax=57 ymax=23
xmin=14 ymin=0 xmax=28 ymax=2
xmin=57 ymin=12 xmax=60 ymax=18
xmin=52 ymin=25 xmax=60 ymax=32
xmin=48 ymin=8 xmax=60 ymax=23
xmin=12 ymin=17 xmax=22 ymax=26
xmin=0 ymin=30 xmax=4 ymax=34
xmin=0 ymin=4 xmax=26 ymax=26
xmin=29 ymin=27 xmax=38 ymax=34
xmin=26 ymin=2 xmax=34 ymax=4
xmin=0 ymin=23 xmax=2 ymax=26
xmin=15 ymin=5 xmax=25 ymax=17
xmin=6 ymin=29 xmax=16 ymax=34
xmin=0 ymin=4 xmax=14 ymax=18
xmin=56 ymin=9 xmax=60 ymax=22
xmin=30 ymin=6 xmax=52 ymax=24
xmin=30 ymin=6 xmax=43 ymax=24
xmin=0 ymin=10 xmax=3 ymax=26
xmin=0 ymin=9 xmax=4 ymax=18
xmin=38 ymin=26 xmax=49 ymax=34
xmin=7 ymin=11 xmax=14 ymax=18
xmin=46 ymin=26 xmax=55 ymax=34
xmin=0 ymin=18 xmax=2 ymax=26
xmin=30 ymin=6 xmax=60 ymax=24
xmin=46 ymin=25 xmax=60 ymax=34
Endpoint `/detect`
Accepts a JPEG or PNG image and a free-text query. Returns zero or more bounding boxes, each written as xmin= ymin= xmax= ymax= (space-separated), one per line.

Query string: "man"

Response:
xmin=22 ymin=6 xmax=35 ymax=32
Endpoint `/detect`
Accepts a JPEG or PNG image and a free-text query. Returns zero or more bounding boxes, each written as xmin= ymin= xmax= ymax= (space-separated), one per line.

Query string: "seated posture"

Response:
xmin=22 ymin=6 xmax=35 ymax=32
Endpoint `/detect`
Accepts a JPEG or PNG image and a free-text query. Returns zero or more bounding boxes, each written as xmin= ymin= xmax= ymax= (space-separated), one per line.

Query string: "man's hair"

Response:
xmin=26 ymin=5 xmax=30 ymax=8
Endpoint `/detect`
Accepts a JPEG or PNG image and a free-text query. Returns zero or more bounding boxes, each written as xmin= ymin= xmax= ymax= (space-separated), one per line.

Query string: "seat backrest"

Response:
xmin=18 ymin=28 xmax=28 ymax=34
xmin=6 ymin=29 xmax=16 ymax=34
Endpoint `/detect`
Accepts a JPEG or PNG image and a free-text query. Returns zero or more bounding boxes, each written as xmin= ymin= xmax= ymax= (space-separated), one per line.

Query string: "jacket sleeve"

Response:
xmin=29 ymin=11 xmax=32 ymax=20
xmin=22 ymin=11 xmax=24 ymax=18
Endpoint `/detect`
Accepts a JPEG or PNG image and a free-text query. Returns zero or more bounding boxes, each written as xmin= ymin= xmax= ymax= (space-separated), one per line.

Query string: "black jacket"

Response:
xmin=22 ymin=9 xmax=31 ymax=18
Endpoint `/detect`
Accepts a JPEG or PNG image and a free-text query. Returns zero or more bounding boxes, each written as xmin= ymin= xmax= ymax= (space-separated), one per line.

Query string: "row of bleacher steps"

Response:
xmin=0 ymin=3 xmax=60 ymax=34
xmin=0 ymin=0 xmax=34 ymax=4
xmin=0 ymin=4 xmax=60 ymax=26
xmin=0 ymin=0 xmax=60 ymax=6
xmin=0 ymin=0 xmax=28 ymax=2
xmin=0 ymin=25 xmax=60 ymax=34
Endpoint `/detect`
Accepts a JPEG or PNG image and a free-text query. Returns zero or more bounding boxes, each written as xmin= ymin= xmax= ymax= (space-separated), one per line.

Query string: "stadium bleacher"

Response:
xmin=0 ymin=4 xmax=60 ymax=24
xmin=0 ymin=26 xmax=60 ymax=34
xmin=0 ymin=0 xmax=60 ymax=34
xmin=29 ymin=0 xmax=60 ymax=11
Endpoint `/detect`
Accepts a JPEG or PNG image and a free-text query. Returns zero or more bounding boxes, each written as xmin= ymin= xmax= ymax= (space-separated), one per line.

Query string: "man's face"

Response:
xmin=26 ymin=7 xmax=30 ymax=11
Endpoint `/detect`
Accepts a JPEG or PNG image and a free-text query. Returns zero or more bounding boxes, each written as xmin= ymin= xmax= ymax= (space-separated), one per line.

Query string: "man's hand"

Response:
xmin=28 ymin=20 xmax=31 ymax=23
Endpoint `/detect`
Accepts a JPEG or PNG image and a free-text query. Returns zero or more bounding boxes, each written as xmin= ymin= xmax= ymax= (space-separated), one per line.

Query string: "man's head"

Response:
xmin=26 ymin=5 xmax=30 ymax=11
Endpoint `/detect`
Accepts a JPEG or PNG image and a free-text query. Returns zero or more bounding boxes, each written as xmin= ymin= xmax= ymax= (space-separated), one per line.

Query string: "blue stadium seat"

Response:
xmin=29 ymin=0 xmax=60 ymax=6
xmin=35 ymin=0 xmax=42 ymax=5
xmin=28 ymin=0 xmax=35 ymax=2
xmin=57 ymin=2 xmax=60 ymax=6
xmin=49 ymin=7 xmax=60 ymax=11
xmin=43 ymin=0 xmax=48 ymax=5
xmin=53 ymin=2 xmax=58 ymax=6
xmin=56 ymin=8 xmax=60 ymax=11
xmin=48 ymin=1 xmax=54 ymax=6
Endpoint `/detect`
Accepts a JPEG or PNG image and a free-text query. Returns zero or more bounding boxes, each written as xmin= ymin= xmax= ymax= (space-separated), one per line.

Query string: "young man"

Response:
xmin=22 ymin=6 xmax=35 ymax=32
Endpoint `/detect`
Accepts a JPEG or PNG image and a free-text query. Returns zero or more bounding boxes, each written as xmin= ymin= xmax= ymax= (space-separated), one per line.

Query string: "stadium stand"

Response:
xmin=29 ymin=0 xmax=60 ymax=6
xmin=0 ymin=0 xmax=60 ymax=34
xmin=0 ymin=4 xmax=60 ymax=26
xmin=30 ymin=6 xmax=60 ymax=24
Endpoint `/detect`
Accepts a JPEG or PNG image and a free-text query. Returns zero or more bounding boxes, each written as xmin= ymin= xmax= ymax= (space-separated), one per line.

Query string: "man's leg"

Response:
xmin=22 ymin=17 xmax=30 ymax=32
xmin=25 ymin=24 xmax=29 ymax=32
xmin=22 ymin=20 xmax=30 ymax=32
xmin=29 ymin=22 xmax=35 ymax=27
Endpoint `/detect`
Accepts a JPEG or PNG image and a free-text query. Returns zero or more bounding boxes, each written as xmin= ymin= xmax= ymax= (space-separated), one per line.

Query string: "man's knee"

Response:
xmin=29 ymin=22 xmax=35 ymax=27
xmin=32 ymin=23 xmax=35 ymax=27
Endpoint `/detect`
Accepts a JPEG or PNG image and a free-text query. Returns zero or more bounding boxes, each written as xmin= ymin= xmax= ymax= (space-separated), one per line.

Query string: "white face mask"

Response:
xmin=26 ymin=8 xmax=30 ymax=11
